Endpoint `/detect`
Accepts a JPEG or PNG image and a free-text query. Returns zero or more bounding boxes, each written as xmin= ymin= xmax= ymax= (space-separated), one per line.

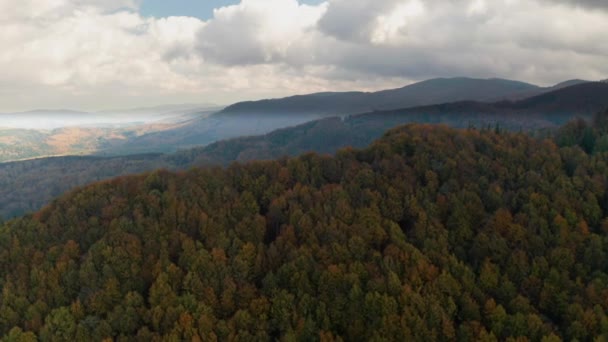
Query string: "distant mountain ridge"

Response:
xmin=497 ymin=81 xmax=608 ymax=114
xmin=107 ymin=79 xmax=604 ymax=156
xmin=220 ymin=77 xmax=543 ymax=116
xmin=220 ymin=77 xmax=591 ymax=117
xmin=3 ymin=81 xmax=608 ymax=219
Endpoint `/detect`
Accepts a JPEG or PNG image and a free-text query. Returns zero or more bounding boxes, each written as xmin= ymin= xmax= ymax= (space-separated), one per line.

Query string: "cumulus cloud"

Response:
xmin=197 ymin=0 xmax=327 ymax=65
xmin=317 ymin=0 xmax=428 ymax=45
xmin=545 ymin=0 xmax=608 ymax=10
xmin=0 ymin=0 xmax=606 ymax=111
xmin=311 ymin=0 xmax=608 ymax=82
xmin=194 ymin=0 xmax=608 ymax=84
xmin=0 ymin=0 xmax=208 ymax=111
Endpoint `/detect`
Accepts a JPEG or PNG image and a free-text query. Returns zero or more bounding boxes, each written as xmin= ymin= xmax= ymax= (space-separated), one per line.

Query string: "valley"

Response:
xmin=0 ymin=105 xmax=217 ymax=162
xmin=0 ymin=80 xmax=607 ymax=219
xmin=1 ymin=78 xmax=598 ymax=163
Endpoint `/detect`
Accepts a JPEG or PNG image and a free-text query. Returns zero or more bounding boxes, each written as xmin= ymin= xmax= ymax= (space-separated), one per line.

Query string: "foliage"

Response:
xmin=555 ymin=109 xmax=608 ymax=154
xmin=1 ymin=124 xmax=607 ymax=340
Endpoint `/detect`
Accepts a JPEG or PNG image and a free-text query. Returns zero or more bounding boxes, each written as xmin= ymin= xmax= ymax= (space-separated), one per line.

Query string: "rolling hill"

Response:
xmin=104 ymin=80 xmax=606 ymax=156
xmin=2 ymin=83 xmax=607 ymax=219
xmin=1 ymin=124 xmax=607 ymax=340
xmin=1 ymin=78 xmax=592 ymax=161
xmin=219 ymin=77 xmax=540 ymax=116
xmin=106 ymin=77 xmax=548 ymax=155
xmin=219 ymin=77 xmax=590 ymax=116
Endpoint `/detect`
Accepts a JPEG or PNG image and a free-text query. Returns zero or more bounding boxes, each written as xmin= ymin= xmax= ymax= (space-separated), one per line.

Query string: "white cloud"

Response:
xmin=0 ymin=0 xmax=606 ymax=111
xmin=311 ymin=0 xmax=608 ymax=83
xmin=0 ymin=0 xmax=207 ymax=111
xmin=196 ymin=0 xmax=327 ymax=65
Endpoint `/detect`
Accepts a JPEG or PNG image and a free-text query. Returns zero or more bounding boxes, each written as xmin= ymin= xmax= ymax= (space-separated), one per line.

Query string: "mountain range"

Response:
xmin=219 ymin=77 xmax=587 ymax=116
xmin=1 ymin=80 xmax=607 ymax=219
xmin=102 ymin=78 xmax=605 ymax=155
xmin=0 ymin=77 xmax=598 ymax=162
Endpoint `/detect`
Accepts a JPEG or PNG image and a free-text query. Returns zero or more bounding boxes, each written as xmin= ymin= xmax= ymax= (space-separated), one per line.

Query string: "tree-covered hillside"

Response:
xmin=1 ymin=124 xmax=607 ymax=341
xmin=4 ymin=102 xmax=608 ymax=220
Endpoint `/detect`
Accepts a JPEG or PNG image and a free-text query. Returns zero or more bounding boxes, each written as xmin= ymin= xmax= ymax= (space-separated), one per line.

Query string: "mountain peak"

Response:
xmin=551 ymin=79 xmax=588 ymax=89
xmin=221 ymin=77 xmax=543 ymax=116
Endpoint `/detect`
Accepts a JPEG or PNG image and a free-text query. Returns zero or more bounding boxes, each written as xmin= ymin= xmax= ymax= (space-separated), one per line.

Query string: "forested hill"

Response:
xmin=2 ymin=124 xmax=608 ymax=340
xmin=220 ymin=77 xmax=540 ymax=116
xmin=3 ymin=100 xmax=608 ymax=220
xmin=499 ymin=81 xmax=608 ymax=114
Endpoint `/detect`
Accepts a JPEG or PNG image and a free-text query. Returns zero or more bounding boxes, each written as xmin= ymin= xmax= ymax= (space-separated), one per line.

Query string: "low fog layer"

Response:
xmin=0 ymin=105 xmax=218 ymax=130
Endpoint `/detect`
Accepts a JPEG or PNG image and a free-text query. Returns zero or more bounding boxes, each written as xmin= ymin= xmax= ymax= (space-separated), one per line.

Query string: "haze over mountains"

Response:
xmin=1 ymin=79 xmax=607 ymax=219
xmin=0 ymin=104 xmax=219 ymax=130
xmin=0 ymin=105 xmax=219 ymax=162
xmin=0 ymin=77 xmax=598 ymax=163
xmin=98 ymin=78 xmax=599 ymax=156
xmin=220 ymin=77 xmax=587 ymax=116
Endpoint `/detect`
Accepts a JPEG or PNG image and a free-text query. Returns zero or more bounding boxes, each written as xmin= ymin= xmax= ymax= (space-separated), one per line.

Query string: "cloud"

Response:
xmin=0 ymin=0 xmax=138 ymax=20
xmin=0 ymin=0 xmax=208 ymax=111
xmin=336 ymin=0 xmax=606 ymax=82
xmin=545 ymin=0 xmax=608 ymax=10
xmin=0 ymin=0 xmax=607 ymax=111
xmin=193 ymin=0 xmax=608 ymax=84
xmin=196 ymin=0 xmax=327 ymax=65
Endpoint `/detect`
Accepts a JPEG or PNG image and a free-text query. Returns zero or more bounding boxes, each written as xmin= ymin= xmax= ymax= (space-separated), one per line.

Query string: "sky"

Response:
xmin=0 ymin=0 xmax=607 ymax=111
xmin=140 ymin=0 xmax=325 ymax=20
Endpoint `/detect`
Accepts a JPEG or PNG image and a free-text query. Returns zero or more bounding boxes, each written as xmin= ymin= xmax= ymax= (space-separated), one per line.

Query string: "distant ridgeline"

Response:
xmin=102 ymin=80 xmax=608 ymax=156
xmin=1 ymin=120 xmax=608 ymax=340
xmin=1 ymin=84 xmax=608 ymax=219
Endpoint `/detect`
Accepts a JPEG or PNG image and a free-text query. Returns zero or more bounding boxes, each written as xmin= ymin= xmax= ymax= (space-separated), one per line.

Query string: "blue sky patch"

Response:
xmin=140 ymin=0 xmax=325 ymax=20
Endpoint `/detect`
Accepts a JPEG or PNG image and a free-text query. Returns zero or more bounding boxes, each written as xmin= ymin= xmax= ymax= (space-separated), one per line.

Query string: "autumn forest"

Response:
xmin=1 ymin=108 xmax=608 ymax=340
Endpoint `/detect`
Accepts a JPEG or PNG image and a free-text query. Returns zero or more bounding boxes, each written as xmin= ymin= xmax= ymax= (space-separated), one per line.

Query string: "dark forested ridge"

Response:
xmin=1 ymin=122 xmax=608 ymax=340
xmin=0 ymin=154 xmax=166 ymax=219
xmin=0 ymin=117 xmax=360 ymax=219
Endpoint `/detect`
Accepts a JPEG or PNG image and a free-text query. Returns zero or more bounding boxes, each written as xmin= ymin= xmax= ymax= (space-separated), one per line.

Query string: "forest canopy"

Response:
xmin=1 ymin=119 xmax=608 ymax=341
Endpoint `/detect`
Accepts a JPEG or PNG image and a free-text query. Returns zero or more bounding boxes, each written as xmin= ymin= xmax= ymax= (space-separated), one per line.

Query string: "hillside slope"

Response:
xmin=1 ymin=125 xmax=607 ymax=340
xmin=220 ymin=77 xmax=540 ymax=115
xmin=111 ymin=81 xmax=605 ymax=156
xmin=110 ymin=78 xmax=541 ymax=155
xmin=218 ymin=78 xmax=589 ymax=117
xmin=3 ymin=83 xmax=608 ymax=219
xmin=503 ymin=81 xmax=608 ymax=114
